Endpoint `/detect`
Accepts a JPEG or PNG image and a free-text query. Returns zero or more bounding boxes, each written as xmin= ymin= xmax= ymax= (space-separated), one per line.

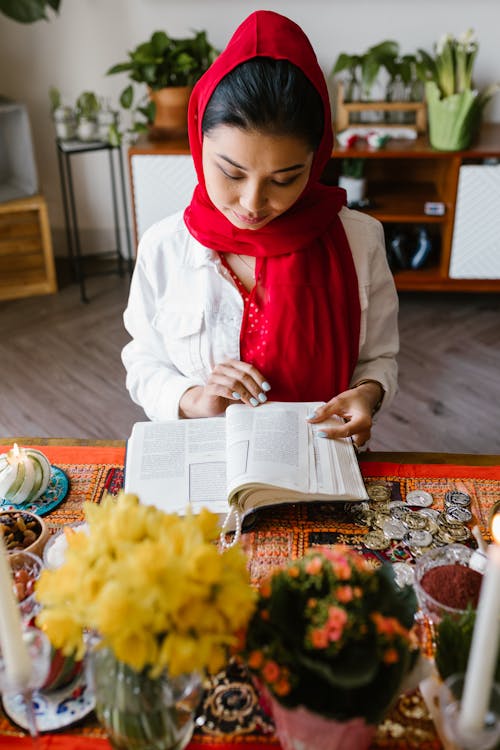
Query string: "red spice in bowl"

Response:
xmin=420 ymin=563 xmax=482 ymax=610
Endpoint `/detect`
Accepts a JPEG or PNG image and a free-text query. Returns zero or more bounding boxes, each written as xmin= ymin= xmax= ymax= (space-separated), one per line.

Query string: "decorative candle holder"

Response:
xmin=439 ymin=674 xmax=500 ymax=750
xmin=0 ymin=626 xmax=51 ymax=695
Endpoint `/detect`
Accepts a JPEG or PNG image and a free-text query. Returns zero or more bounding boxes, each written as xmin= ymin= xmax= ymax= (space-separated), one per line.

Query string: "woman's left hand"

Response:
xmin=307 ymin=382 xmax=383 ymax=447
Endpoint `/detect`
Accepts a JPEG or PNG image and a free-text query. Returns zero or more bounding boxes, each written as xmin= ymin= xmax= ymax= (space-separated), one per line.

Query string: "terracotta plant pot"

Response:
xmin=148 ymin=85 xmax=192 ymax=138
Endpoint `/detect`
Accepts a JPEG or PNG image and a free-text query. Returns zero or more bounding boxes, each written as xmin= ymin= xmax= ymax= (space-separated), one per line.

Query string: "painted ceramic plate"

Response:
xmin=2 ymin=667 xmax=95 ymax=732
xmin=0 ymin=466 xmax=69 ymax=516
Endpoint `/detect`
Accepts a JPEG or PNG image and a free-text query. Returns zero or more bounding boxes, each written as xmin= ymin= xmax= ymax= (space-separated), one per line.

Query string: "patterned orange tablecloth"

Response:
xmin=1 ymin=445 xmax=499 ymax=750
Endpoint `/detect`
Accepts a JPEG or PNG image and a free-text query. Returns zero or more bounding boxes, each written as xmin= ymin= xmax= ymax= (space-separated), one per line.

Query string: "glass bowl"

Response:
xmin=414 ymin=543 xmax=477 ymax=624
xmin=43 ymin=522 xmax=88 ymax=570
xmin=9 ymin=549 xmax=43 ymax=623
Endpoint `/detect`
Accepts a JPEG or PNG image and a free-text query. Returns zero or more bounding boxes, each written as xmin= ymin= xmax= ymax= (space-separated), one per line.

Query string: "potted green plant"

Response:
xmin=331 ymin=40 xmax=399 ymax=123
xmin=239 ymin=546 xmax=418 ymax=750
xmin=417 ymin=30 xmax=500 ymax=150
xmin=107 ymin=29 xmax=218 ymax=137
xmin=75 ymin=91 xmax=100 ymax=142
xmin=49 ymin=86 xmax=76 ymax=141
xmin=339 ymin=158 xmax=367 ymax=206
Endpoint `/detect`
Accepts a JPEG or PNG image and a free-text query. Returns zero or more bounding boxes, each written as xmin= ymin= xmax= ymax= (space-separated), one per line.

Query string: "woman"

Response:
xmin=122 ymin=10 xmax=398 ymax=446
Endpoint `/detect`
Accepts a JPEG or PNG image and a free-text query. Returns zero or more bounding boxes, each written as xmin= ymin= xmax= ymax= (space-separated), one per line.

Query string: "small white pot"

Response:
xmin=338 ymin=176 xmax=367 ymax=205
xmin=76 ymin=117 xmax=97 ymax=142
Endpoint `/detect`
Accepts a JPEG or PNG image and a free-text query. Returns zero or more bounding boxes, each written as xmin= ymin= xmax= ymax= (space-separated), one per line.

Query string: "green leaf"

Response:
xmin=107 ymin=62 xmax=133 ymax=76
xmin=297 ymin=644 xmax=379 ymax=689
xmin=107 ymin=123 xmax=121 ymax=147
xmin=368 ymin=40 xmax=400 ymax=60
xmin=48 ymin=85 xmax=61 ymax=112
xmin=361 ymin=56 xmax=382 ymax=97
xmin=331 ymin=53 xmax=357 ymax=76
xmin=119 ymin=85 xmax=134 ymax=110
xmin=0 ymin=0 xmax=47 ymax=23
xmin=132 ymin=122 xmax=148 ymax=134
xmin=150 ymin=30 xmax=170 ymax=56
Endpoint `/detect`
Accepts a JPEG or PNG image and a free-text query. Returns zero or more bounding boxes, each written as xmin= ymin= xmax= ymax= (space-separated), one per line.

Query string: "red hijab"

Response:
xmin=184 ymin=10 xmax=360 ymax=402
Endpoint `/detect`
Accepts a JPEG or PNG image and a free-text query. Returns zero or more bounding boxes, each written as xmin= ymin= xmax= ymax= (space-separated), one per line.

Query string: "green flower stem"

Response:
xmin=92 ymin=648 xmax=200 ymax=750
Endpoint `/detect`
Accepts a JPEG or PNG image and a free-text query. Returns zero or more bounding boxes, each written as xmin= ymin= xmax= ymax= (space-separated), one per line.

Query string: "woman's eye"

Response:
xmin=272 ymin=175 xmax=300 ymax=187
xmin=220 ymin=167 xmax=243 ymax=181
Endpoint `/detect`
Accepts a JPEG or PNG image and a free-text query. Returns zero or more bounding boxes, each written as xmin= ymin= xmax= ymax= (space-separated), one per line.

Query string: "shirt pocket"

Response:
xmin=153 ymin=308 xmax=205 ymax=377
xmin=358 ymin=284 xmax=369 ymax=351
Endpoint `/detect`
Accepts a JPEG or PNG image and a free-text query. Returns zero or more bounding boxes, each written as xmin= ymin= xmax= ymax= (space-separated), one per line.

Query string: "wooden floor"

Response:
xmin=1 ymin=269 xmax=499 ymax=453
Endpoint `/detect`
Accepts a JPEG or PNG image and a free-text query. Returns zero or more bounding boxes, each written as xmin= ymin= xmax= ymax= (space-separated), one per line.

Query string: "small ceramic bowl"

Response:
xmin=9 ymin=549 xmax=43 ymax=623
xmin=413 ymin=543 xmax=478 ymax=624
xmin=0 ymin=509 xmax=49 ymax=558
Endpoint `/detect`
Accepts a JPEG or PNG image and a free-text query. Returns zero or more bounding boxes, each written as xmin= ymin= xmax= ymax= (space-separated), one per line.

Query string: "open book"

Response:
xmin=124 ymin=402 xmax=368 ymax=539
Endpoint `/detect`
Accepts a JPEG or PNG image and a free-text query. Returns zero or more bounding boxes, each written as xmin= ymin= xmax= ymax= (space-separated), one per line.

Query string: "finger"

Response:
xmin=307 ymin=401 xmax=341 ymax=423
xmin=214 ymin=361 xmax=270 ymax=405
xmin=315 ymin=415 xmax=371 ymax=441
xmin=220 ymin=360 xmax=271 ymax=393
xmin=351 ymin=429 xmax=371 ymax=447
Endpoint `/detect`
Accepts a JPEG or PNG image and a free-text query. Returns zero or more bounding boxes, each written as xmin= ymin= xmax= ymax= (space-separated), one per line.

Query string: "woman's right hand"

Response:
xmin=179 ymin=359 xmax=271 ymax=418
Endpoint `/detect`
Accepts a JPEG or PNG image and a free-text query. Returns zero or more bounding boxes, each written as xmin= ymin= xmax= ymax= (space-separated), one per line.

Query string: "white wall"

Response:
xmin=0 ymin=0 xmax=499 ymax=255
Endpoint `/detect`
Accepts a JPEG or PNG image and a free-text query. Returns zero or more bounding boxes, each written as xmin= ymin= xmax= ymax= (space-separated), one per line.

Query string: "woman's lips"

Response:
xmin=232 ymin=211 xmax=268 ymax=226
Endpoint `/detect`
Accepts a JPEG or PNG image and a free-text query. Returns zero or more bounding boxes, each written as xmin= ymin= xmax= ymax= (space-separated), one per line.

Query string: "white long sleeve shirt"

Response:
xmin=122 ymin=207 xmax=399 ymax=421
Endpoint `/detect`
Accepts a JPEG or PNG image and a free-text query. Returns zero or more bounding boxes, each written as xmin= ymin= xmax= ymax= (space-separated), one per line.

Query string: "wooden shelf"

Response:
xmin=364 ymin=182 xmax=447 ymax=222
xmin=127 ymin=125 xmax=500 ymax=292
xmin=0 ymin=195 xmax=57 ymax=301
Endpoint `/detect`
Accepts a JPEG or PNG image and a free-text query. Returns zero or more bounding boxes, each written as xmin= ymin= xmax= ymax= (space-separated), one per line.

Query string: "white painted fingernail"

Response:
xmin=317 ymin=431 xmax=328 ymax=438
xmin=307 ymin=411 xmax=317 ymax=419
xmin=232 ymin=391 xmax=242 ymax=400
xmin=250 ymin=397 xmax=259 ymax=407
xmin=258 ymin=392 xmax=267 ymax=403
xmin=262 ymin=381 xmax=271 ymax=392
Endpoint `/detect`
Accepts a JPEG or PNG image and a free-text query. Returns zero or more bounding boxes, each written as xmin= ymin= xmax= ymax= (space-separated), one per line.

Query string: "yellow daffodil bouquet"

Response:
xmin=35 ymin=492 xmax=256 ymax=677
xmin=241 ymin=546 xmax=418 ymax=726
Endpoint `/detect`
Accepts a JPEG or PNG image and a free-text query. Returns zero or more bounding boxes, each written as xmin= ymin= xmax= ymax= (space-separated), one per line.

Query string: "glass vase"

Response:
xmin=90 ymin=648 xmax=202 ymax=750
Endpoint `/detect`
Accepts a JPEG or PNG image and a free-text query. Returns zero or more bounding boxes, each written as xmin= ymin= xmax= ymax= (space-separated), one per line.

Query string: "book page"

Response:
xmin=124 ymin=419 xmax=229 ymax=515
xmin=226 ymin=402 xmax=311 ymax=495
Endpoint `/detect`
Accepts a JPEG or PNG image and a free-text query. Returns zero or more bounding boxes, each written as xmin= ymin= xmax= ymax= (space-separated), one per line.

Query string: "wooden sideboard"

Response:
xmin=128 ymin=124 xmax=500 ymax=292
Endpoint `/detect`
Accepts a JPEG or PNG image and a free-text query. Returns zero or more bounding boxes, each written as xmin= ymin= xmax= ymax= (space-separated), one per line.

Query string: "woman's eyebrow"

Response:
xmin=216 ymin=153 xmax=306 ymax=173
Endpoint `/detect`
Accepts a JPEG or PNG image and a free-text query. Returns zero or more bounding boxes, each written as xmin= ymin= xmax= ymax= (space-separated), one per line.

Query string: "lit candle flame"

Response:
xmin=12 ymin=443 xmax=20 ymax=458
xmin=491 ymin=513 xmax=500 ymax=544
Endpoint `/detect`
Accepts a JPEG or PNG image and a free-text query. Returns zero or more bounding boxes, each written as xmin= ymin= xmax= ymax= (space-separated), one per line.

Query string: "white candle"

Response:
xmin=0 ymin=534 xmax=31 ymax=691
xmin=459 ymin=513 xmax=500 ymax=733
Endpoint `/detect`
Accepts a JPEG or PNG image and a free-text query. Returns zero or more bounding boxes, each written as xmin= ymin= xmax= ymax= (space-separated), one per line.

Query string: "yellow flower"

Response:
xmin=36 ymin=609 xmax=84 ymax=658
xmin=189 ymin=544 xmax=223 ymax=584
xmin=110 ymin=631 xmax=159 ymax=672
xmin=35 ymin=492 xmax=255 ymax=676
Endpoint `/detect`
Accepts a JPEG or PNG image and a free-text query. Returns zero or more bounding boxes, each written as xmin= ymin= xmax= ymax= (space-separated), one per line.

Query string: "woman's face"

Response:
xmin=202 ymin=125 xmax=314 ymax=230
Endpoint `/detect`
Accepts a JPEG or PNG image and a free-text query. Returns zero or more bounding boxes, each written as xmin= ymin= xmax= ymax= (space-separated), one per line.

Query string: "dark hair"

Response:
xmin=202 ymin=58 xmax=324 ymax=151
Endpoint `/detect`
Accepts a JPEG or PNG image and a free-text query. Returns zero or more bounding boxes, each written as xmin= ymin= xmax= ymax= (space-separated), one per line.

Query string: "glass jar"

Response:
xmin=52 ymin=105 xmax=77 ymax=140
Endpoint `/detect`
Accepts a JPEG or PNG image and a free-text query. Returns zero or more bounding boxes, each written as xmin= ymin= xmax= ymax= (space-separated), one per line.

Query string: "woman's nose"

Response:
xmin=239 ymin=181 xmax=267 ymax=213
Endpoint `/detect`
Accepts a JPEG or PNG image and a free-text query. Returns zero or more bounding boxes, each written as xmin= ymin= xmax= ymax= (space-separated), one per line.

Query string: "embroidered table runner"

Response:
xmin=1 ymin=444 xmax=499 ymax=750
